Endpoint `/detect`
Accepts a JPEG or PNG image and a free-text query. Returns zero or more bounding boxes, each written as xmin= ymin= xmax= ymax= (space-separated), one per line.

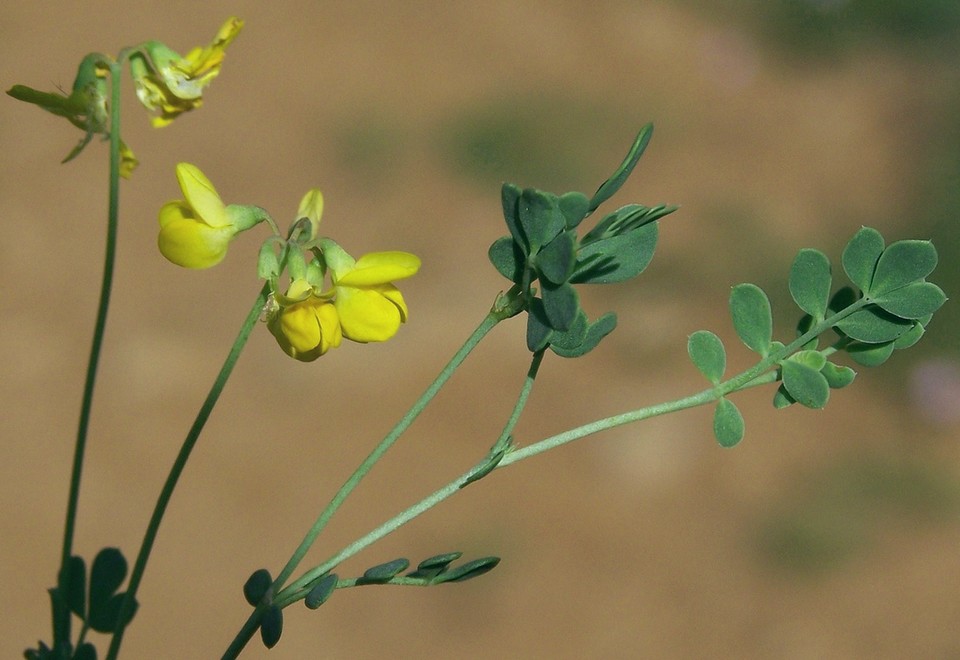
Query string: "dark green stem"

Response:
xmin=55 ymin=56 xmax=123 ymax=650
xmin=105 ymin=284 xmax=270 ymax=660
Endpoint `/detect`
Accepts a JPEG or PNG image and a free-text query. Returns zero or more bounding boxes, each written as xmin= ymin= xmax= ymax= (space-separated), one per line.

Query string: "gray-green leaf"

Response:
xmin=713 ymin=398 xmax=745 ymax=448
xmin=842 ymin=226 xmax=884 ymax=293
xmin=730 ymin=283 xmax=773 ymax=356
xmin=687 ymin=330 xmax=726 ymax=384
xmin=789 ymin=248 xmax=832 ymax=319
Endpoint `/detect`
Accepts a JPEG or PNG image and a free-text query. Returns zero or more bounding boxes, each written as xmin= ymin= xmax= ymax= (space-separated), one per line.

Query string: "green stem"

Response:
xmin=55 ymin=57 xmax=123 ymax=649
xmin=222 ymin=310 xmax=504 ymax=659
xmin=105 ymin=284 xmax=270 ymax=660
xmin=274 ymin=348 xmax=546 ymax=608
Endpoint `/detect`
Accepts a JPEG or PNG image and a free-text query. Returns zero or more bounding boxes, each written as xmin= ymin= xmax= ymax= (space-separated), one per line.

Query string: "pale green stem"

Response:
xmin=105 ymin=284 xmax=270 ymax=660
xmin=222 ymin=309 xmax=509 ymax=659
xmin=276 ymin=297 xmax=868 ymax=604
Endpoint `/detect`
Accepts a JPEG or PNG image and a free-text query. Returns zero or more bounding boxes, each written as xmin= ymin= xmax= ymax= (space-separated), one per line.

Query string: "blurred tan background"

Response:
xmin=3 ymin=1 xmax=960 ymax=658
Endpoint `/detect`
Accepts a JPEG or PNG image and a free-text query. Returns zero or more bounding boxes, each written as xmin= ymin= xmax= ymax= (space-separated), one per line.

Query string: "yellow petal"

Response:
xmin=175 ymin=163 xmax=229 ymax=227
xmin=158 ymin=201 xmax=233 ymax=268
xmin=335 ymin=285 xmax=406 ymax=343
xmin=272 ymin=299 xmax=342 ymax=361
xmin=336 ymin=251 xmax=421 ymax=286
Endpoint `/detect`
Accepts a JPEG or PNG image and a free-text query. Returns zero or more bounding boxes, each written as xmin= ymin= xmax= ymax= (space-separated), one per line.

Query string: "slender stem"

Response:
xmin=222 ymin=311 xmax=504 ymax=659
xmin=55 ymin=57 xmax=124 ymax=647
xmin=105 ymin=284 xmax=270 ymax=660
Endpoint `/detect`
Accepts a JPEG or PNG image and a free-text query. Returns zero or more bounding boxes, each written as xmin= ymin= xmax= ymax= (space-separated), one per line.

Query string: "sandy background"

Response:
xmin=3 ymin=1 xmax=960 ymax=658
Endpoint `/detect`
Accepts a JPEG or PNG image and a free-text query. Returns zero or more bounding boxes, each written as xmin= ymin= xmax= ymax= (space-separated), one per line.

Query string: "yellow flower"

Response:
xmin=323 ymin=242 xmax=421 ymax=343
xmin=267 ymin=278 xmax=343 ymax=362
xmin=131 ymin=17 xmax=243 ymax=127
xmin=158 ymin=163 xmax=261 ymax=268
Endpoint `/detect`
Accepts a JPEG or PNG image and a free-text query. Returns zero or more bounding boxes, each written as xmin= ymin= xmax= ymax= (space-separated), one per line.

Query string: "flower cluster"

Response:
xmin=129 ymin=17 xmax=243 ymax=127
xmin=7 ymin=16 xmax=242 ymax=176
xmin=160 ymin=164 xmax=420 ymax=361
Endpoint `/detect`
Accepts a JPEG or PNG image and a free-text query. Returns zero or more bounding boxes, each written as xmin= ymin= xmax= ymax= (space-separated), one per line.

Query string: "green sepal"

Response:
xmin=789 ymin=248 xmax=832 ymax=320
xmin=257 ymin=238 xmax=282 ymax=280
xmin=842 ymin=226 xmax=884 ymax=293
xmin=871 ymin=281 xmax=946 ymax=319
xmin=847 ymin=341 xmax=896 ymax=367
xmin=713 ymin=398 xmax=745 ymax=447
xmin=781 ymin=359 xmax=830 ymax=409
xmin=589 ymin=123 xmax=653 ymax=212
xmin=559 ymin=191 xmax=590 ymax=229
xmin=518 ymin=188 xmax=564 ymax=253
xmin=834 ymin=306 xmax=914 ymax=343
xmin=729 ymin=283 xmax=773 ymax=356
xmin=260 ymin=605 xmax=283 ymax=649
xmin=869 ymin=239 xmax=938 ymax=297
xmin=243 ymin=569 xmax=273 ymax=606
xmin=431 ymin=557 xmax=501 ymax=583
xmin=550 ymin=312 xmax=617 ymax=358
xmin=536 ymin=230 xmax=576 ymax=285
xmin=304 ymin=573 xmax=338 ymax=609
xmin=526 ymin=299 xmax=553 ymax=353
xmin=569 ymin=222 xmax=658 ymax=284
xmin=541 ymin=281 xmax=579 ymax=331
xmin=821 ymin=361 xmax=856 ymax=388
xmin=687 ymin=330 xmax=726 ymax=384
xmin=488 ymin=235 xmax=524 ymax=283
xmin=358 ymin=558 xmax=410 ymax=584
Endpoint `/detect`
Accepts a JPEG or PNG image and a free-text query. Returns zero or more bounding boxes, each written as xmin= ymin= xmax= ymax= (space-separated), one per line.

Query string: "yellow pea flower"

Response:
xmin=267 ymin=278 xmax=343 ymax=362
xmin=130 ymin=17 xmax=243 ymax=127
xmin=158 ymin=163 xmax=262 ymax=268
xmin=322 ymin=241 xmax=421 ymax=343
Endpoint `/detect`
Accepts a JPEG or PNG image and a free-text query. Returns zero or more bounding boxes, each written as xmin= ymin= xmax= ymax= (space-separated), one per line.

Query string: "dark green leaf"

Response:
xmin=488 ymin=236 xmax=524 ymax=283
xmin=821 ymin=361 xmax=856 ymax=388
xmin=589 ymin=123 xmax=653 ymax=212
xmin=359 ymin=558 xmax=410 ymax=584
xmin=789 ymin=248 xmax=832 ymax=319
xmin=687 ymin=330 xmax=726 ymax=384
xmin=526 ymin=299 xmax=553 ymax=352
xmin=834 ymin=307 xmax=913 ymax=343
xmin=536 ymin=231 xmax=576 ymax=285
xmin=842 ymin=226 xmax=884 ymax=293
xmin=550 ymin=312 xmax=617 ymax=358
xmin=260 ymin=605 xmax=283 ymax=649
xmin=870 ymin=240 xmax=938 ymax=296
xmin=847 ymin=341 xmax=896 ymax=367
xmin=893 ymin=320 xmax=926 ymax=350
xmin=518 ymin=188 xmax=564 ymax=252
xmin=304 ymin=573 xmax=338 ymax=609
xmin=500 ymin=183 xmax=525 ymax=251
xmin=569 ymin=222 xmax=658 ymax=284
xmin=547 ymin=310 xmax=588 ymax=352
xmin=243 ymin=569 xmax=272 ymax=606
xmin=773 ymin=384 xmax=796 ymax=409
xmin=89 ymin=548 xmax=127 ymax=618
xmin=581 ymin=204 xmax=673 ymax=244
xmin=730 ymin=283 xmax=773 ymax=355
xmin=872 ymin=281 xmax=946 ymax=319
xmin=559 ymin=191 xmax=590 ymax=229
xmin=781 ymin=360 xmax=830 ymax=409
xmin=408 ymin=553 xmax=464 ymax=580
xmin=434 ymin=557 xmax=501 ymax=583
xmin=89 ymin=592 xmax=137 ymax=634
xmin=541 ymin=281 xmax=579 ymax=331
xmin=828 ymin=286 xmax=858 ymax=315
xmin=74 ymin=643 xmax=97 ymax=660
xmin=795 ymin=314 xmax=818 ymax=350
xmin=713 ymin=398 xmax=745 ymax=447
